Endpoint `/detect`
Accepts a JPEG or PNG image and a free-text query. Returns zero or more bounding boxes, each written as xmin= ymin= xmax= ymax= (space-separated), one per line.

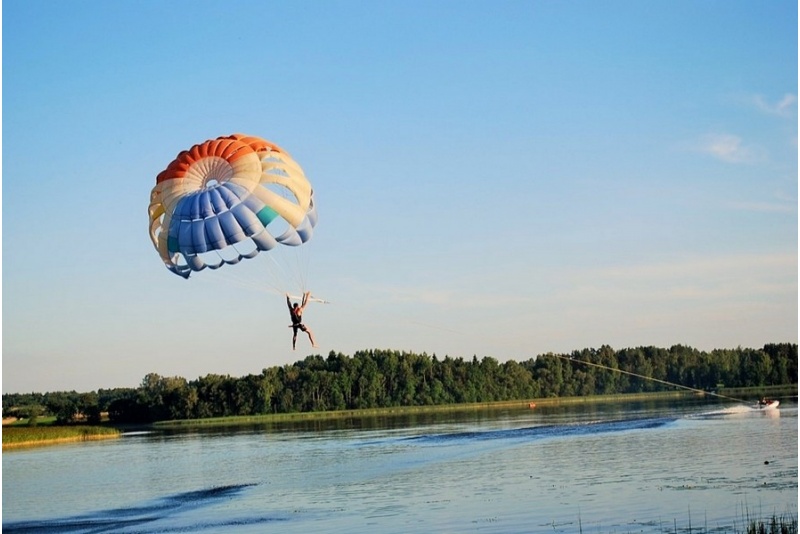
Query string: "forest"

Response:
xmin=3 ymin=343 xmax=796 ymax=424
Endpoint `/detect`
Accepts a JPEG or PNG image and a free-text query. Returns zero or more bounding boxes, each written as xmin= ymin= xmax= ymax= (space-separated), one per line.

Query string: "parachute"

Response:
xmin=148 ymin=134 xmax=317 ymax=281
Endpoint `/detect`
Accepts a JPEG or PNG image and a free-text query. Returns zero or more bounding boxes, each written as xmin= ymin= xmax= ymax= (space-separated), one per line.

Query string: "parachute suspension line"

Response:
xmin=259 ymin=252 xmax=294 ymax=294
xmin=287 ymin=245 xmax=309 ymax=294
xmin=193 ymin=245 xmax=313 ymax=300
xmin=551 ymin=354 xmax=747 ymax=405
xmin=291 ymin=246 xmax=309 ymax=293
xmin=261 ymin=247 xmax=310 ymax=296
xmin=203 ymin=265 xmax=281 ymax=297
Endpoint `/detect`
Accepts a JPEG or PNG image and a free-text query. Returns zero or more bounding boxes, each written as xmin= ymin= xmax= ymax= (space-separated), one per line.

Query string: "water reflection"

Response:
xmin=151 ymin=396 xmax=722 ymax=440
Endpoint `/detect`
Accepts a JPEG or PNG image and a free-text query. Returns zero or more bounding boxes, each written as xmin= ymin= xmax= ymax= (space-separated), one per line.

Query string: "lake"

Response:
xmin=3 ymin=397 xmax=797 ymax=533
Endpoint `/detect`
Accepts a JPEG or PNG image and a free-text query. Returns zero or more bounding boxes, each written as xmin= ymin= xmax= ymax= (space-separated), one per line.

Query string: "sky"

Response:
xmin=2 ymin=1 xmax=797 ymax=394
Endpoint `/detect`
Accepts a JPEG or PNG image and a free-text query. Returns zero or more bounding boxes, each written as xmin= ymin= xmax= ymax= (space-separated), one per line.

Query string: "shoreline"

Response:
xmin=3 ymin=427 xmax=121 ymax=451
xmin=5 ymin=386 xmax=794 ymax=448
xmin=154 ymin=387 xmax=797 ymax=428
xmin=153 ymin=391 xmax=695 ymax=427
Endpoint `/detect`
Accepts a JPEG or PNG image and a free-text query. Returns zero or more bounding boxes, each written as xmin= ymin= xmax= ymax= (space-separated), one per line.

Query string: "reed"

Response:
xmin=576 ymin=513 xmax=797 ymax=533
xmin=3 ymin=425 xmax=120 ymax=449
xmin=742 ymin=513 xmax=797 ymax=534
xmin=153 ymin=391 xmax=699 ymax=428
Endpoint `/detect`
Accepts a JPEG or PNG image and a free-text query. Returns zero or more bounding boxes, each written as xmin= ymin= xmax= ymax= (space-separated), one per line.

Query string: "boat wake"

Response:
xmin=696 ymin=403 xmax=781 ymax=419
xmin=406 ymin=416 xmax=674 ymax=446
xmin=1 ymin=483 xmax=286 ymax=534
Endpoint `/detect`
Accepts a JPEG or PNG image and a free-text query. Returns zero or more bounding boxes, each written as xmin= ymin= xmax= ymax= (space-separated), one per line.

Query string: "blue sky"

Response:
xmin=3 ymin=1 xmax=797 ymax=393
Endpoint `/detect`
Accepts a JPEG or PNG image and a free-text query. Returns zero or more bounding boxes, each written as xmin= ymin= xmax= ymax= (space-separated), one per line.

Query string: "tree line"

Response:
xmin=3 ymin=343 xmax=796 ymax=424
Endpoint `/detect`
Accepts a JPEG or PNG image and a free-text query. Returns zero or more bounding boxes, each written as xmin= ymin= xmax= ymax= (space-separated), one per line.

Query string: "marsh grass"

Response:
xmin=576 ymin=513 xmax=797 ymax=534
xmin=2 ymin=425 xmax=120 ymax=449
xmin=742 ymin=514 xmax=798 ymax=534
xmin=152 ymin=392 xmax=700 ymax=428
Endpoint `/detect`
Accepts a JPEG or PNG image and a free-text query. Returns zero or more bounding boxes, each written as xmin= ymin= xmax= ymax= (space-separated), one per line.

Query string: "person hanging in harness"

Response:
xmin=287 ymin=291 xmax=317 ymax=350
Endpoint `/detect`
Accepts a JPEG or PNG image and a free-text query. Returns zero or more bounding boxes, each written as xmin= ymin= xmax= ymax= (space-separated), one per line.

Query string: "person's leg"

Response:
xmin=301 ymin=324 xmax=316 ymax=348
xmin=306 ymin=327 xmax=316 ymax=348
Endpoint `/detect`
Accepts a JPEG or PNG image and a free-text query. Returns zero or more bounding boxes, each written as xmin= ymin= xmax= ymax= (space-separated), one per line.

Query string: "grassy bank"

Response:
xmin=154 ymin=390 xmax=713 ymax=428
xmin=6 ymin=386 xmax=795 ymax=437
xmin=716 ymin=383 xmax=797 ymax=399
xmin=3 ymin=425 xmax=121 ymax=449
xmin=153 ymin=385 xmax=797 ymax=429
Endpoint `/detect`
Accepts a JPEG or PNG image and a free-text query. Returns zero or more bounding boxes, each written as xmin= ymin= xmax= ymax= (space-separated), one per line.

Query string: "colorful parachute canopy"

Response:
xmin=148 ymin=134 xmax=317 ymax=278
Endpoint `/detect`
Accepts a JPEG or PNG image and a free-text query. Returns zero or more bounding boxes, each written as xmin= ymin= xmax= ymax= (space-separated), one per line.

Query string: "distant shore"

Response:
xmin=4 ymin=386 xmax=795 ymax=449
xmin=153 ymin=386 xmax=796 ymax=428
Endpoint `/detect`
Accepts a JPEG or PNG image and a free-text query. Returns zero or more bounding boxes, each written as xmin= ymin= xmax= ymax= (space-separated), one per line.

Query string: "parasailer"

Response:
xmin=149 ymin=134 xmax=322 ymax=347
xmin=286 ymin=292 xmax=317 ymax=350
xmin=148 ymin=133 xmax=317 ymax=279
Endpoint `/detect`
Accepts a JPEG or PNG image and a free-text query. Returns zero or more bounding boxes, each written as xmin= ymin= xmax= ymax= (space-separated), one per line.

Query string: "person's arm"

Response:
xmin=286 ymin=293 xmax=292 ymax=310
xmin=302 ymin=291 xmax=310 ymax=308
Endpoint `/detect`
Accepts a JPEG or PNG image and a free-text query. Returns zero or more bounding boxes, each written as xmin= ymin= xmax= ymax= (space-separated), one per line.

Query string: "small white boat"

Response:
xmin=757 ymin=399 xmax=780 ymax=410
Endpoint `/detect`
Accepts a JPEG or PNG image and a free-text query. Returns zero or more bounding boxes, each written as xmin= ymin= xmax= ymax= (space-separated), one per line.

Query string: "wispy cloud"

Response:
xmin=753 ymin=93 xmax=797 ymax=117
xmin=695 ymin=133 xmax=761 ymax=164
xmin=723 ymin=188 xmax=797 ymax=213
xmin=566 ymin=253 xmax=798 ymax=305
xmin=724 ymin=199 xmax=796 ymax=213
xmin=592 ymin=252 xmax=796 ymax=282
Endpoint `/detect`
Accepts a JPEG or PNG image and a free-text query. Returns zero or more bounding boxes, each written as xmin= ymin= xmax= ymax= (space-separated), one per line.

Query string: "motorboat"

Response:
xmin=757 ymin=399 xmax=780 ymax=410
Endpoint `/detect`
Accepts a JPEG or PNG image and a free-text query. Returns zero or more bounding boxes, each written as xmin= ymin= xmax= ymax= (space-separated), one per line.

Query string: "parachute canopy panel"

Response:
xmin=149 ymin=134 xmax=316 ymax=278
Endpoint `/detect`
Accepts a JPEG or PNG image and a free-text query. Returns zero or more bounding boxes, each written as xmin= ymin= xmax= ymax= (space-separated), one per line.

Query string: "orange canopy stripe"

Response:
xmin=156 ymin=136 xmax=256 ymax=184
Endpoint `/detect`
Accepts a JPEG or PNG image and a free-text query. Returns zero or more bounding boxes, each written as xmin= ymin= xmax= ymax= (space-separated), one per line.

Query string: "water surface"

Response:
xmin=4 ymin=398 xmax=796 ymax=533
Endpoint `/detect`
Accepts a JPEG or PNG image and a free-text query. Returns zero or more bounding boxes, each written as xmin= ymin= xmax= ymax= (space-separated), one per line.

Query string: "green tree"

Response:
xmin=45 ymin=392 xmax=79 ymax=424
